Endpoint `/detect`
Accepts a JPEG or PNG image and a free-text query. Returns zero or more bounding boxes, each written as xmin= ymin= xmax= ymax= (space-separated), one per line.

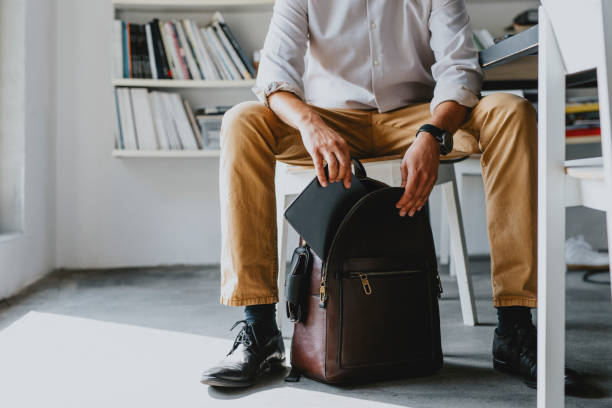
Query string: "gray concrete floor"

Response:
xmin=0 ymin=259 xmax=610 ymax=407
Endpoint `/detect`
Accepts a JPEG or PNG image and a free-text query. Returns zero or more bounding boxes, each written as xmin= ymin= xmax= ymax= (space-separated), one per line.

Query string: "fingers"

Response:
xmin=324 ymin=152 xmax=339 ymax=183
xmin=397 ymin=171 xmax=423 ymax=217
xmin=312 ymin=152 xmax=328 ymax=187
xmin=334 ymin=153 xmax=351 ymax=189
xmin=400 ymin=162 xmax=408 ymax=188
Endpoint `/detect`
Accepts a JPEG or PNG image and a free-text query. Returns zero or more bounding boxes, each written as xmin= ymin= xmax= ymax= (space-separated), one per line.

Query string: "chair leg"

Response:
xmin=597 ymin=1 xmax=612 ymax=299
xmin=438 ymin=192 xmax=451 ymax=267
xmin=442 ymin=166 xmax=478 ymax=326
xmin=275 ymin=192 xmax=291 ymax=331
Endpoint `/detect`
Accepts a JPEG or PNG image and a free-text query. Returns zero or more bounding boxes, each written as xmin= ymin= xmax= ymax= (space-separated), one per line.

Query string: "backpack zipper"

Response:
xmin=346 ymin=269 xmax=422 ymax=296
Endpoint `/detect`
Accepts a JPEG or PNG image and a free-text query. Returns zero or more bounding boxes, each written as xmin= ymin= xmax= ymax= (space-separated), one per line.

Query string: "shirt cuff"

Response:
xmin=430 ymin=84 xmax=480 ymax=115
xmin=252 ymin=81 xmax=305 ymax=108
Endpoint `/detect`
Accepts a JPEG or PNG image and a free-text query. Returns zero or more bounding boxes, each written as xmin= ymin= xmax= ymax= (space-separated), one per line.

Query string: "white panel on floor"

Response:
xmin=0 ymin=312 xmax=409 ymax=408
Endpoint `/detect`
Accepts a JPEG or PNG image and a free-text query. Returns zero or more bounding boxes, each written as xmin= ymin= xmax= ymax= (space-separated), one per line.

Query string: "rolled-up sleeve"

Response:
xmin=252 ymin=0 xmax=309 ymax=107
xmin=428 ymin=0 xmax=483 ymax=114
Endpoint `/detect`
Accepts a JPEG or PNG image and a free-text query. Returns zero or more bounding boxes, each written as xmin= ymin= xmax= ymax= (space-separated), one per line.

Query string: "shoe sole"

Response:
xmin=493 ymin=358 xmax=537 ymax=389
xmin=200 ymin=357 xmax=286 ymax=388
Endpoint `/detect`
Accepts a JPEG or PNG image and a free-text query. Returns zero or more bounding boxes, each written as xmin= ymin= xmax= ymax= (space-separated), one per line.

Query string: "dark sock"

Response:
xmin=244 ymin=303 xmax=278 ymax=340
xmin=496 ymin=306 xmax=532 ymax=335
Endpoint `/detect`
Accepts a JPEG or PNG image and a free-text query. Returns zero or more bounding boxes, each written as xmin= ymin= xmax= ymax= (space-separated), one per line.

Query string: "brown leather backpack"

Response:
xmin=284 ymin=184 xmax=443 ymax=384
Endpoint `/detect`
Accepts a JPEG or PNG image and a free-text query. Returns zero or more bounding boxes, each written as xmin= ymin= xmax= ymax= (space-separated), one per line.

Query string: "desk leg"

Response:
xmin=597 ymin=1 xmax=612 ymax=298
xmin=537 ymin=8 xmax=567 ymax=408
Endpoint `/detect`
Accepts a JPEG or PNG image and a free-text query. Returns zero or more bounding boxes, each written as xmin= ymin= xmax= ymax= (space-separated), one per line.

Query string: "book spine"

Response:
xmin=163 ymin=22 xmax=185 ymax=79
xmin=145 ymin=24 xmax=158 ymax=79
xmin=113 ymin=88 xmax=125 ymax=149
xmin=149 ymin=19 xmax=167 ymax=79
xmin=209 ymin=25 xmax=240 ymax=79
xmin=204 ymin=26 xmax=234 ymax=79
xmin=182 ymin=19 xmax=208 ymax=79
xmin=122 ymin=22 xmax=129 ymax=78
xmin=217 ymin=19 xmax=256 ymax=78
xmin=183 ymin=98 xmax=203 ymax=149
xmin=213 ymin=21 xmax=250 ymax=79
xmin=158 ymin=20 xmax=176 ymax=79
xmin=139 ymin=25 xmax=152 ymax=79
xmin=201 ymin=28 xmax=227 ymax=79
xmin=167 ymin=22 xmax=190 ymax=79
xmin=113 ymin=20 xmax=124 ymax=79
xmin=127 ymin=23 xmax=133 ymax=78
xmin=191 ymin=21 xmax=220 ymax=80
xmin=174 ymin=19 xmax=201 ymax=80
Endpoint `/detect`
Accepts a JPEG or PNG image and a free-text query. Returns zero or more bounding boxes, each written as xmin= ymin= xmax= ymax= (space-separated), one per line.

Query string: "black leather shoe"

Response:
xmin=493 ymin=322 xmax=582 ymax=389
xmin=201 ymin=320 xmax=285 ymax=388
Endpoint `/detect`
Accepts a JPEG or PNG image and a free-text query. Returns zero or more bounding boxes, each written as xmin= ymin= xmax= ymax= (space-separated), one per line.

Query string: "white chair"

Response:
xmin=538 ymin=2 xmax=612 ymax=407
xmin=275 ymin=156 xmax=479 ymax=330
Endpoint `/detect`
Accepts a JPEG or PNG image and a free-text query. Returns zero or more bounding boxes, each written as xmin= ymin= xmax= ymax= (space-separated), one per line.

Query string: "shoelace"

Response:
xmin=227 ymin=320 xmax=261 ymax=355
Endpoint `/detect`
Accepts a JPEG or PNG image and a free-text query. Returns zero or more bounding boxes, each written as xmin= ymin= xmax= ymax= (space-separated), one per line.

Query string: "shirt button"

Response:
xmin=371 ymin=22 xmax=377 ymax=29
xmin=373 ymin=59 xmax=380 ymax=66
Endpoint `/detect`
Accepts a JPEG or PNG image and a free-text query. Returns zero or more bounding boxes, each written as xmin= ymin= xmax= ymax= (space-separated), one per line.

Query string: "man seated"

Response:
xmin=201 ymin=0 xmax=578 ymax=389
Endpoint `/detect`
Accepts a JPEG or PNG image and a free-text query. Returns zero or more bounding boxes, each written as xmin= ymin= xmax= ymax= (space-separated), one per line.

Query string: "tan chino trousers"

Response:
xmin=219 ymin=93 xmax=538 ymax=308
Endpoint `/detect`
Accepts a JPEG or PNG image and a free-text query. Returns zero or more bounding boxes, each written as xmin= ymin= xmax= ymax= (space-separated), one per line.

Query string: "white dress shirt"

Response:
xmin=253 ymin=0 xmax=483 ymax=114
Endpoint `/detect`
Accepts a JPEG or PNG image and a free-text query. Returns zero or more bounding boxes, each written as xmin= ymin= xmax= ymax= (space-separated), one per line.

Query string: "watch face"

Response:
xmin=442 ymin=131 xmax=453 ymax=155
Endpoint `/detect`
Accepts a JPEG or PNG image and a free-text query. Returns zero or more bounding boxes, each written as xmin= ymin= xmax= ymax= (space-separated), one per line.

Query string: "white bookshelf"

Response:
xmin=113 ymin=149 xmax=221 ymax=158
xmin=112 ymin=0 xmax=272 ymax=159
xmin=112 ymin=78 xmax=255 ymax=88
xmin=113 ymin=0 xmax=274 ymax=11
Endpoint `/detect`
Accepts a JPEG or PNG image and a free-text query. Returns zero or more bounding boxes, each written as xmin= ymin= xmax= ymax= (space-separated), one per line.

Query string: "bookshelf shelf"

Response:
xmin=113 ymin=149 xmax=221 ymax=158
xmin=112 ymin=79 xmax=256 ymax=88
xmin=112 ymin=0 xmax=274 ymax=11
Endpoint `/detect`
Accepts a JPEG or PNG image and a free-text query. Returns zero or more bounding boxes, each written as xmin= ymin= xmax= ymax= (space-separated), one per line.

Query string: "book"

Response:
xmin=212 ymin=20 xmax=251 ymax=79
xmin=164 ymin=21 xmax=187 ymax=79
xmin=126 ymin=23 xmax=133 ymax=78
xmin=145 ymin=23 xmax=158 ymax=79
xmin=150 ymin=19 xmax=172 ymax=79
xmin=116 ymin=88 xmax=138 ymax=149
xmin=113 ymin=20 xmax=124 ymax=79
xmin=566 ymin=128 xmax=601 ymax=137
xmin=214 ymin=12 xmax=257 ymax=78
xmin=113 ymin=88 xmax=125 ymax=148
xmin=130 ymin=88 xmax=159 ymax=150
xmin=200 ymin=27 xmax=226 ymax=79
xmin=566 ymin=102 xmax=599 ymax=114
xmin=183 ymin=19 xmax=215 ymax=80
xmin=169 ymin=93 xmax=199 ymax=149
xmin=184 ymin=99 xmax=204 ymax=149
xmin=195 ymin=105 xmax=232 ymax=115
xmin=160 ymin=93 xmax=181 ymax=149
xmin=204 ymin=26 xmax=237 ymax=79
xmin=150 ymin=92 xmax=171 ymax=149
xmin=174 ymin=20 xmax=202 ymax=80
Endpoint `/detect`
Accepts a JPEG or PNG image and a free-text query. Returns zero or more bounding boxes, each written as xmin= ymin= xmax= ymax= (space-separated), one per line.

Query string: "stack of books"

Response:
xmin=566 ymin=98 xmax=600 ymax=141
xmin=113 ymin=12 xmax=256 ymax=81
xmin=114 ymin=87 xmax=214 ymax=151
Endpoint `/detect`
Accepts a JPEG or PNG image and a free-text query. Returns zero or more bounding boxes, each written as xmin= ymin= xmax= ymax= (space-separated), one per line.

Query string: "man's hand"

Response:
xmin=299 ymin=117 xmax=351 ymax=188
xmin=268 ymin=91 xmax=351 ymax=188
xmin=396 ymin=133 xmax=440 ymax=217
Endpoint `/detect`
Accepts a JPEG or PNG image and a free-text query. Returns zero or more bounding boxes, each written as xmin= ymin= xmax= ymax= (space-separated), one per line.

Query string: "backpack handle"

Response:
xmin=352 ymin=157 xmax=366 ymax=179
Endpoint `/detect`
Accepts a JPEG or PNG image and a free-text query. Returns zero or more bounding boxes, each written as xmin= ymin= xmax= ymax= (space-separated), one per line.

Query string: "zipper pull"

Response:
xmin=319 ymin=280 xmax=327 ymax=303
xmin=358 ymin=273 xmax=372 ymax=295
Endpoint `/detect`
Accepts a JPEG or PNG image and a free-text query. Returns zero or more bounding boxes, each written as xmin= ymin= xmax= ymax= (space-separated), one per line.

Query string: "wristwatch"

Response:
xmin=416 ymin=124 xmax=453 ymax=156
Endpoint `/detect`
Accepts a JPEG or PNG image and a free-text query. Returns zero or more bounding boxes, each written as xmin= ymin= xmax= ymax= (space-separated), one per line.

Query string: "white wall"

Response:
xmin=0 ymin=0 xmax=57 ymax=299
xmin=55 ymin=0 xmax=253 ymax=268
